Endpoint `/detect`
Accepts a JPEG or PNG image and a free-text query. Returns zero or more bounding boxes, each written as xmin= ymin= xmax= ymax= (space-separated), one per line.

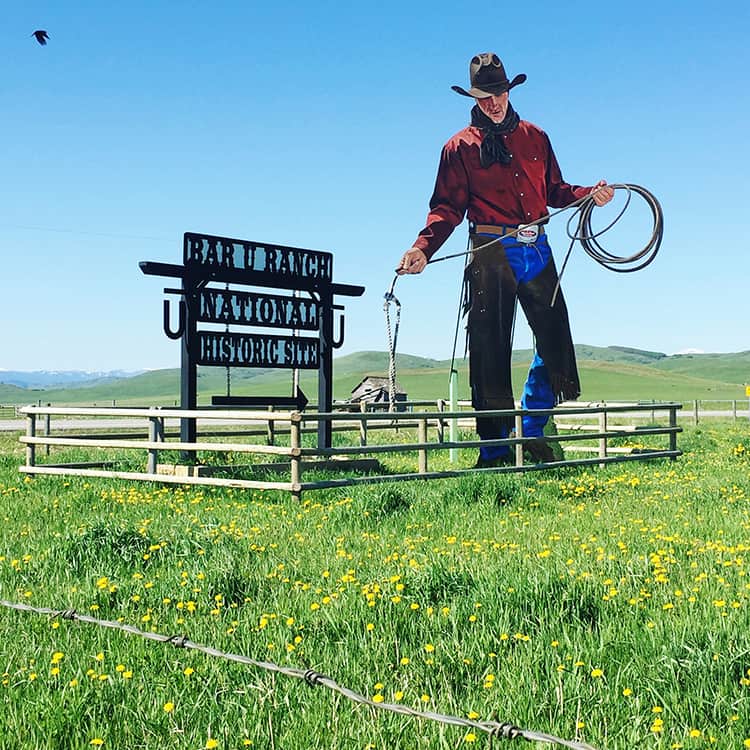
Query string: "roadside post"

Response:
xmin=449 ymin=368 xmax=458 ymax=463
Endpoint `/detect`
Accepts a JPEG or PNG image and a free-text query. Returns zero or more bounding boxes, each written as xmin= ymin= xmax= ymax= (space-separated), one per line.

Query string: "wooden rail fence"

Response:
xmin=17 ymin=402 xmax=682 ymax=500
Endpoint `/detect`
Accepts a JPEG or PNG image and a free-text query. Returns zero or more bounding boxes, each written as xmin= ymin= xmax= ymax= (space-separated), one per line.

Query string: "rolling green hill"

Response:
xmin=2 ymin=345 xmax=748 ymax=407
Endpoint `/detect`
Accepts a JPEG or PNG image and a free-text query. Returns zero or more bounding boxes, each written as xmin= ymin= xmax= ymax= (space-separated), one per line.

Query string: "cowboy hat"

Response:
xmin=452 ymin=53 xmax=527 ymax=98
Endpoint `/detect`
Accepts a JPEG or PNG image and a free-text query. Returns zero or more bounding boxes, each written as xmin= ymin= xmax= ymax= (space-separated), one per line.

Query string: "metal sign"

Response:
xmin=196 ymin=288 xmax=319 ymax=330
xmin=184 ymin=232 xmax=332 ymax=286
xmin=141 ymin=231 xmax=364 ymax=449
xmin=197 ymin=331 xmax=319 ymax=369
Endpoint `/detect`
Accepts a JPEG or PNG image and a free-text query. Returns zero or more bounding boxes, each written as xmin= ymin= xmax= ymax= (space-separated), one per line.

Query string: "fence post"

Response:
xmin=25 ymin=410 xmax=36 ymax=469
xmin=436 ymin=399 xmax=445 ymax=444
xmin=733 ymin=400 xmax=737 ymax=422
xmin=693 ymin=400 xmax=699 ymax=425
xmin=267 ymin=406 xmax=276 ymax=446
xmin=514 ymin=413 xmax=524 ymax=467
xmin=290 ymin=414 xmax=302 ymax=501
xmin=359 ymin=401 xmax=368 ymax=447
xmin=599 ymin=408 xmax=608 ymax=467
xmin=147 ymin=414 xmax=164 ymax=474
xmin=669 ymin=406 xmax=677 ymax=457
xmin=449 ymin=370 xmax=458 ymax=463
xmin=44 ymin=406 xmax=51 ymax=457
xmin=418 ymin=418 xmax=428 ymax=473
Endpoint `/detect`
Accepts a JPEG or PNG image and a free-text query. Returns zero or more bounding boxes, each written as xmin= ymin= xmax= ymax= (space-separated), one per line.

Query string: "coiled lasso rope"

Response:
xmin=383 ymin=183 xmax=664 ymax=409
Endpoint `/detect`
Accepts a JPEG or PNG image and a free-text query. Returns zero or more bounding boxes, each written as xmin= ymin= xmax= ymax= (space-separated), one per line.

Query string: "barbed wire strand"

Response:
xmin=0 ymin=598 xmax=598 ymax=750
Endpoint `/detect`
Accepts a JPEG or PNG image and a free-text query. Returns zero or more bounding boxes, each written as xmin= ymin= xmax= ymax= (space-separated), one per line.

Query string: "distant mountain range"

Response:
xmin=0 ymin=369 xmax=145 ymax=389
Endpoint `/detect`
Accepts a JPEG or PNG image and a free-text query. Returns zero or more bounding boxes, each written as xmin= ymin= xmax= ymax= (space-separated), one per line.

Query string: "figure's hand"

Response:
xmin=396 ymin=247 xmax=428 ymax=275
xmin=591 ymin=179 xmax=615 ymax=206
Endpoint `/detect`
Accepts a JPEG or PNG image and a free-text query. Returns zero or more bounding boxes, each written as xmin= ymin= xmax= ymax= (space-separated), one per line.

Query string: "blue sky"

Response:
xmin=3 ymin=0 xmax=748 ymax=371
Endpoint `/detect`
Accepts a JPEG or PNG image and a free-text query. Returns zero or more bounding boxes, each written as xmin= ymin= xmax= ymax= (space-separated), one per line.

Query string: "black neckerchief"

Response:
xmin=470 ymin=103 xmax=520 ymax=168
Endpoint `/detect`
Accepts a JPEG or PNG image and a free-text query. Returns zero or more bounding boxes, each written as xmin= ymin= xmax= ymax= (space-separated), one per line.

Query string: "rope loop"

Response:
xmin=56 ymin=609 xmax=78 ymax=621
xmin=383 ymin=275 xmax=402 ymax=412
xmin=166 ymin=634 xmax=189 ymax=648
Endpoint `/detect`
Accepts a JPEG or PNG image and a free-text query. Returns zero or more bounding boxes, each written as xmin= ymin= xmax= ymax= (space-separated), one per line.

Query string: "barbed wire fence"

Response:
xmin=1 ymin=598 xmax=599 ymax=750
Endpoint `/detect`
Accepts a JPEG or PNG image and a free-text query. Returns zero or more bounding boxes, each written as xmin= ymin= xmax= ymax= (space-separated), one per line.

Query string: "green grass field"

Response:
xmin=1 ymin=422 xmax=750 ymax=749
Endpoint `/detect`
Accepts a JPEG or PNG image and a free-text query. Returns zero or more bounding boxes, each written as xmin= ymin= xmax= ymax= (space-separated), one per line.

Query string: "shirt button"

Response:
xmin=514 ymin=173 xmax=519 ymax=177
xmin=520 ymin=192 xmax=524 ymax=197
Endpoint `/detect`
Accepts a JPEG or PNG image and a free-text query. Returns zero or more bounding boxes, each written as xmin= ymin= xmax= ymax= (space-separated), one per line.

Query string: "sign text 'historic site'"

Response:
xmin=197 ymin=332 xmax=319 ymax=369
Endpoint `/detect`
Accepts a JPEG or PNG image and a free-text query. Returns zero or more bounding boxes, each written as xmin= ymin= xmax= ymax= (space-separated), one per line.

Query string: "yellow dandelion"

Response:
xmin=163 ymin=702 xmax=174 ymax=713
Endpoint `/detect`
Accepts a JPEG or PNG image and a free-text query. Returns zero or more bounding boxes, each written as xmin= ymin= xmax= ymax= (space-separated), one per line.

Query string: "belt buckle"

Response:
xmin=516 ymin=224 xmax=539 ymax=244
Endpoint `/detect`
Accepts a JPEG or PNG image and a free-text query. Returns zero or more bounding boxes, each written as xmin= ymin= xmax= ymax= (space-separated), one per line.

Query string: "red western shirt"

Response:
xmin=413 ymin=119 xmax=593 ymax=259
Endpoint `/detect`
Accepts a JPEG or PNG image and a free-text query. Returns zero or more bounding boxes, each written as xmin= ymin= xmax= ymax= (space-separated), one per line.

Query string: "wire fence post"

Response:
xmin=732 ymin=399 xmax=737 ymax=422
xmin=598 ymin=409 xmax=608 ymax=467
xmin=669 ymin=406 xmax=678 ymax=457
xmin=436 ymin=399 xmax=445 ymax=443
xmin=449 ymin=370 xmax=458 ymax=463
xmin=514 ymin=413 xmax=524 ymax=467
xmin=25 ymin=409 xmax=36 ymax=469
xmin=418 ymin=418 xmax=428 ymax=474
xmin=290 ymin=413 xmax=302 ymax=501
xmin=693 ymin=400 xmax=699 ymax=425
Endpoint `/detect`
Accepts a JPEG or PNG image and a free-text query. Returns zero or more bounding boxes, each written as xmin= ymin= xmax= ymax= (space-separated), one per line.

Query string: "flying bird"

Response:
xmin=32 ymin=30 xmax=49 ymax=45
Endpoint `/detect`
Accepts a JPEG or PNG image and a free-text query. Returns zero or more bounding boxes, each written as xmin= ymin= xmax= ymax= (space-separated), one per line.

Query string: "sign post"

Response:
xmin=141 ymin=232 xmax=364 ymax=451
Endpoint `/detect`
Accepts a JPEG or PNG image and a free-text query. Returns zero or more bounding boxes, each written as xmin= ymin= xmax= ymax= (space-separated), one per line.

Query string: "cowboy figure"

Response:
xmin=398 ymin=53 xmax=614 ymax=467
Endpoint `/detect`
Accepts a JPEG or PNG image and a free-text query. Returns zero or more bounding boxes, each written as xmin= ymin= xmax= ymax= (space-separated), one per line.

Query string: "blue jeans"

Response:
xmin=470 ymin=234 xmax=567 ymax=460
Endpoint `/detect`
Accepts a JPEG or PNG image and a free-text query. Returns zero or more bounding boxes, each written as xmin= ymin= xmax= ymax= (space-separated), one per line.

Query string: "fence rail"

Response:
xmin=18 ymin=401 xmax=682 ymax=500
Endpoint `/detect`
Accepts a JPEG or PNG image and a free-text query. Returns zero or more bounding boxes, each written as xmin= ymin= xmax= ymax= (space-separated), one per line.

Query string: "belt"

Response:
xmin=470 ymin=222 xmax=545 ymax=236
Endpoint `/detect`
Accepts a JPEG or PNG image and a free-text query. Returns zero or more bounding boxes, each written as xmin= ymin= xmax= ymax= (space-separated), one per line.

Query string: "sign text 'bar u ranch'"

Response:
xmin=197 ymin=331 xmax=319 ymax=370
xmin=184 ymin=232 xmax=332 ymax=283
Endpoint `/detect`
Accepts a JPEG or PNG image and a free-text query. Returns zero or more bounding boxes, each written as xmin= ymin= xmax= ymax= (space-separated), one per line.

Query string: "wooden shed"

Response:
xmin=350 ymin=376 xmax=407 ymax=409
